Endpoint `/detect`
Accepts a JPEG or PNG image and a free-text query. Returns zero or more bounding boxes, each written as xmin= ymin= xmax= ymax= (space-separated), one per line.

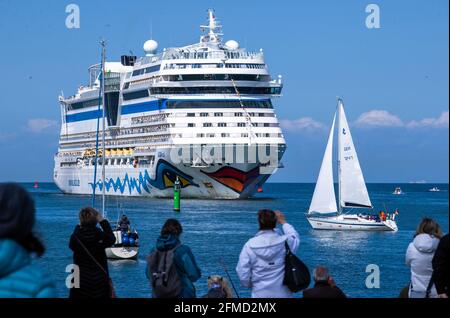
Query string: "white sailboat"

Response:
xmin=93 ymin=41 xmax=139 ymax=259
xmin=306 ymin=99 xmax=398 ymax=231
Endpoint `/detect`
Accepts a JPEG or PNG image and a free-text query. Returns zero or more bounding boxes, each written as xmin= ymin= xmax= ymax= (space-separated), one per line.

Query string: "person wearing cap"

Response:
xmin=0 ymin=183 xmax=57 ymax=298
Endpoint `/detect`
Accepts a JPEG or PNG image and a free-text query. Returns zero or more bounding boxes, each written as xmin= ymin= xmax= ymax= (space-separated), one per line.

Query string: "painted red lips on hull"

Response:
xmin=202 ymin=166 xmax=260 ymax=193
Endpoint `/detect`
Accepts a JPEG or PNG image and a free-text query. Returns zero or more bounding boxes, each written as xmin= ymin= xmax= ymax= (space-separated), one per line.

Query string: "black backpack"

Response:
xmin=147 ymin=245 xmax=182 ymax=298
xmin=283 ymin=241 xmax=311 ymax=292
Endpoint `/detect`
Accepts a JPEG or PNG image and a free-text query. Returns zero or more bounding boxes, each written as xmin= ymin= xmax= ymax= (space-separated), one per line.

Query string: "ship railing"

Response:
xmin=59 ymin=137 xmax=172 ymax=150
xmin=162 ymin=50 xmax=264 ymax=61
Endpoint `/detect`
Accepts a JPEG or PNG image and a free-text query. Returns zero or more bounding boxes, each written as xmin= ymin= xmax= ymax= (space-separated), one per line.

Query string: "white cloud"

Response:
xmin=406 ymin=111 xmax=449 ymax=129
xmin=354 ymin=110 xmax=448 ymax=130
xmin=26 ymin=118 xmax=57 ymax=133
xmin=280 ymin=117 xmax=328 ymax=132
xmin=282 ymin=110 xmax=448 ymax=133
xmin=355 ymin=110 xmax=404 ymax=128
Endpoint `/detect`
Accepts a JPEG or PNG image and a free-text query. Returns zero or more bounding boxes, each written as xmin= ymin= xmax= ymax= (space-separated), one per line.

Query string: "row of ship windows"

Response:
xmin=131 ymin=63 xmax=266 ymax=78
xmin=189 ymin=122 xmax=279 ymax=128
xmin=60 ymin=130 xmax=282 ymax=151
xmin=60 ymin=136 xmax=172 ymax=150
xmin=156 ymin=86 xmax=280 ymax=95
xmin=129 ymin=112 xmax=275 ymax=125
xmin=122 ymin=87 xmax=281 ymax=100
xmin=131 ymin=64 xmax=161 ymax=77
xmin=68 ymin=96 xmax=277 ymax=112
xmin=162 ymin=63 xmax=266 ymax=71
xmin=166 ymin=100 xmax=273 ymax=109
xmin=186 ymin=111 xmax=274 ymax=117
xmin=124 ymin=74 xmax=270 ymax=90
xmin=61 ymin=121 xmax=279 ymax=142
xmin=69 ymin=98 xmax=102 ymax=110
xmin=131 ymin=113 xmax=169 ymax=125
xmin=193 ymin=133 xmax=282 ymax=138
xmin=165 ymin=74 xmax=269 ymax=82
xmin=61 ymin=124 xmax=170 ymax=142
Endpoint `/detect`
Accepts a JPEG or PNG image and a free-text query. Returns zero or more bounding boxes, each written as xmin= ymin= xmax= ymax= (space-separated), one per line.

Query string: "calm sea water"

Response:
xmin=26 ymin=182 xmax=448 ymax=298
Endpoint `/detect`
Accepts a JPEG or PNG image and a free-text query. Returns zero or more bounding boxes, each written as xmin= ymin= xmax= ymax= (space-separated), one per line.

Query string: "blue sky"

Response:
xmin=0 ymin=0 xmax=448 ymax=183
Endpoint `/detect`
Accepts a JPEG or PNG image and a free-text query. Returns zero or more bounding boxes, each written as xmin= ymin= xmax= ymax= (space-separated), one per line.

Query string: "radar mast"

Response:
xmin=200 ymin=9 xmax=223 ymax=43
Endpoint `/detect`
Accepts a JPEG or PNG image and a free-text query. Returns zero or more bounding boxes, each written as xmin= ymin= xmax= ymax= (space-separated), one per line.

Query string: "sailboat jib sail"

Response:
xmin=308 ymin=113 xmax=338 ymax=214
xmin=337 ymin=100 xmax=372 ymax=209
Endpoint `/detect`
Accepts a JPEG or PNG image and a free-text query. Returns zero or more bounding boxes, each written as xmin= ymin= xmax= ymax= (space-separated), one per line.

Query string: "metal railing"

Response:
xmin=135 ymin=49 xmax=264 ymax=66
xmin=163 ymin=50 xmax=263 ymax=61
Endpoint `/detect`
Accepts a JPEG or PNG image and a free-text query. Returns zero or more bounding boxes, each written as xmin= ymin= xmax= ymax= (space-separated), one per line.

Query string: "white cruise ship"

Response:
xmin=54 ymin=9 xmax=286 ymax=199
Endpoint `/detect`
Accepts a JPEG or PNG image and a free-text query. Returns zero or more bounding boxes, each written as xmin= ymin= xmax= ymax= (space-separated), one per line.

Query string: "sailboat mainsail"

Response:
xmin=337 ymin=100 xmax=372 ymax=209
xmin=308 ymin=113 xmax=338 ymax=214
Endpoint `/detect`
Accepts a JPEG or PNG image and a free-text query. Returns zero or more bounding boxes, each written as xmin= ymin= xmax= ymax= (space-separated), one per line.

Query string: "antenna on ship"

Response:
xmin=200 ymin=8 xmax=223 ymax=43
xmin=100 ymin=39 xmax=107 ymax=219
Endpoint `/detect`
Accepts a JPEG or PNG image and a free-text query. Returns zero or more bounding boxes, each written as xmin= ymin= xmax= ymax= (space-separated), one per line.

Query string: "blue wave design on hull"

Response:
xmin=90 ymin=170 xmax=152 ymax=195
xmin=89 ymin=159 xmax=198 ymax=195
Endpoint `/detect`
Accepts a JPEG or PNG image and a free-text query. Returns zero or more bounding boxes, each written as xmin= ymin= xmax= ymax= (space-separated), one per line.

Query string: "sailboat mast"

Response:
xmin=337 ymin=99 xmax=342 ymax=215
xmin=101 ymin=40 xmax=106 ymax=218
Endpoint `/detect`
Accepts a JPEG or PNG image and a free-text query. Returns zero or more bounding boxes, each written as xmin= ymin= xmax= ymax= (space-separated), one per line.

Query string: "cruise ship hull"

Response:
xmin=54 ymin=155 xmax=276 ymax=199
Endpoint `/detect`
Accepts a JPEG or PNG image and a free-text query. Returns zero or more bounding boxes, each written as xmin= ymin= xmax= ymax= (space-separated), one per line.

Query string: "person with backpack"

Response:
xmin=0 ymin=183 xmax=57 ymax=298
xmin=146 ymin=219 xmax=201 ymax=298
xmin=69 ymin=207 xmax=116 ymax=298
xmin=405 ymin=218 xmax=442 ymax=298
xmin=236 ymin=209 xmax=300 ymax=298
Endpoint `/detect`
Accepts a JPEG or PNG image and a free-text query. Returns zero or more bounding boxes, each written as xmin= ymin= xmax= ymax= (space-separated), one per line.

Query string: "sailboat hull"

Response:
xmin=105 ymin=246 xmax=139 ymax=260
xmin=307 ymin=214 xmax=398 ymax=232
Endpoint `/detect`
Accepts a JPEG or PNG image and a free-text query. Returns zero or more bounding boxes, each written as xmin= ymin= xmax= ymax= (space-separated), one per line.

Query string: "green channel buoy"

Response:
xmin=173 ymin=177 xmax=181 ymax=212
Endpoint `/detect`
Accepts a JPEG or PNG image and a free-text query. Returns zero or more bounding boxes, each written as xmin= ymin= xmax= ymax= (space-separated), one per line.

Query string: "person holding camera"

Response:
xmin=236 ymin=209 xmax=300 ymax=298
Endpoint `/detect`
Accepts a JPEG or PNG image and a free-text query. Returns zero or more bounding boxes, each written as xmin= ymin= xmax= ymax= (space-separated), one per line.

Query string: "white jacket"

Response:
xmin=405 ymin=233 xmax=440 ymax=298
xmin=236 ymin=223 xmax=300 ymax=298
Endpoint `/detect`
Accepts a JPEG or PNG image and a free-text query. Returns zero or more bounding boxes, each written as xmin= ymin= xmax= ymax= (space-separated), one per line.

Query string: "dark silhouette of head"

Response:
xmin=0 ymin=183 xmax=45 ymax=256
xmin=313 ymin=266 xmax=330 ymax=283
xmin=79 ymin=207 xmax=99 ymax=227
xmin=161 ymin=218 xmax=183 ymax=236
xmin=258 ymin=209 xmax=277 ymax=230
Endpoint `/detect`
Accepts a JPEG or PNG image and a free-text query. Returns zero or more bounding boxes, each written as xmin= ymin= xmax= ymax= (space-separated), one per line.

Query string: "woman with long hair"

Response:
xmin=203 ymin=275 xmax=234 ymax=298
xmin=0 ymin=183 xmax=56 ymax=297
xmin=69 ymin=207 xmax=116 ymax=298
xmin=406 ymin=218 xmax=443 ymax=298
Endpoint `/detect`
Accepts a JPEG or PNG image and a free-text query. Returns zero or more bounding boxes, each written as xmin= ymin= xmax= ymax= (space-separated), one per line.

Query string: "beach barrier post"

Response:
xmin=174 ymin=177 xmax=181 ymax=212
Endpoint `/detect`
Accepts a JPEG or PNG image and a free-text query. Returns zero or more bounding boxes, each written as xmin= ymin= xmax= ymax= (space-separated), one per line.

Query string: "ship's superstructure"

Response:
xmin=54 ymin=9 xmax=286 ymax=198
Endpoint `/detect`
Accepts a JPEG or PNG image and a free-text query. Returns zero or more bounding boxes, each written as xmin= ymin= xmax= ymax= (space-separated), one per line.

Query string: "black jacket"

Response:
xmin=69 ymin=219 xmax=116 ymax=298
xmin=432 ymin=233 xmax=449 ymax=296
xmin=303 ymin=282 xmax=347 ymax=299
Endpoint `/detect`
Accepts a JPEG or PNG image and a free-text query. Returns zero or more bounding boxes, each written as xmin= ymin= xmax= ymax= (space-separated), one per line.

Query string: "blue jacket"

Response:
xmin=0 ymin=239 xmax=57 ymax=298
xmin=147 ymin=234 xmax=201 ymax=298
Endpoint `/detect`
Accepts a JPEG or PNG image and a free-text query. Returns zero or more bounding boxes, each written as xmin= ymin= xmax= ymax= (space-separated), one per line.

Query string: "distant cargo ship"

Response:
xmin=54 ymin=9 xmax=286 ymax=198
